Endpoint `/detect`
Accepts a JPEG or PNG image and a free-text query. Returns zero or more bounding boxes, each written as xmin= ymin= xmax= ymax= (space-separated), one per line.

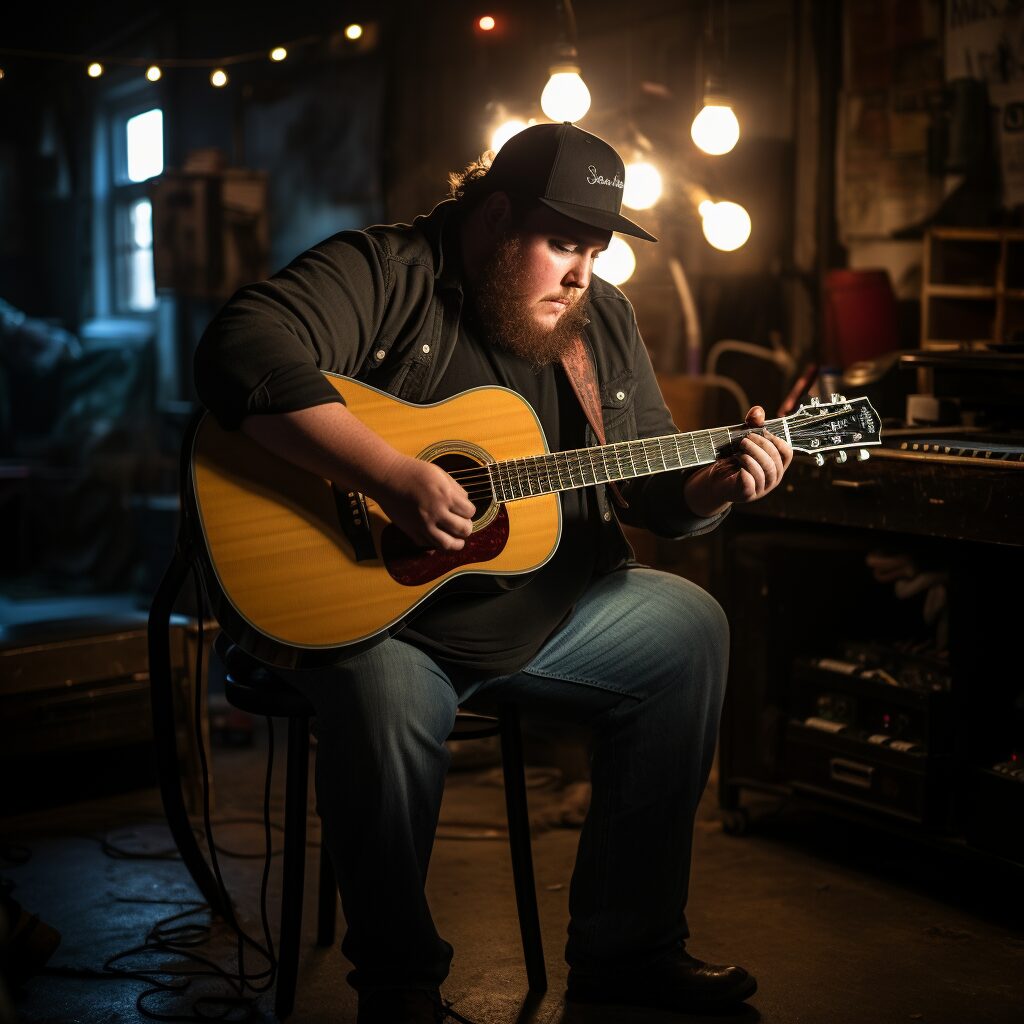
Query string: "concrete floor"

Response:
xmin=4 ymin=721 xmax=1023 ymax=1024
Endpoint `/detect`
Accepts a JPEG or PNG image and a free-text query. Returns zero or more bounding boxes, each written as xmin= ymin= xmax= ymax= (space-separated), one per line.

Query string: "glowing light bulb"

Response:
xmin=700 ymin=200 xmax=751 ymax=251
xmin=593 ymin=236 xmax=636 ymax=287
xmin=478 ymin=15 xmax=496 ymax=31
xmin=345 ymin=23 xmax=363 ymax=40
xmin=622 ymin=161 xmax=663 ymax=211
xmin=490 ymin=118 xmax=528 ymax=153
xmin=88 ymin=62 xmax=104 ymax=78
xmin=690 ymin=102 xmax=740 ymax=156
xmin=210 ymin=69 xmax=228 ymax=88
xmin=541 ymin=69 xmax=591 ymax=123
xmin=146 ymin=65 xmax=162 ymax=82
xmin=270 ymin=47 xmax=287 ymax=62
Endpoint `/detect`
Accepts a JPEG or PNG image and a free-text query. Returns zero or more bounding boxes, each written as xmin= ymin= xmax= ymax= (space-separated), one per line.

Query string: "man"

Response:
xmin=195 ymin=122 xmax=792 ymax=1023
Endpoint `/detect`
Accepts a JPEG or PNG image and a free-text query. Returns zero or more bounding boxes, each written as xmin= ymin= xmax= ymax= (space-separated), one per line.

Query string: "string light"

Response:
xmin=0 ymin=28 xmax=363 ymax=82
xmin=478 ymin=15 xmax=496 ymax=31
xmin=210 ymin=68 xmax=228 ymax=87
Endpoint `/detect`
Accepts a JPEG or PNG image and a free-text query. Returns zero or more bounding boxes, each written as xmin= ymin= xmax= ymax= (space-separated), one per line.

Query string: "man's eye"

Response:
xmin=552 ymin=241 xmax=574 ymax=253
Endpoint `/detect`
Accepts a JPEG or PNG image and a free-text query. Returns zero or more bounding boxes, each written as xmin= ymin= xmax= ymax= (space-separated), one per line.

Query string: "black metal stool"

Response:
xmin=217 ymin=635 xmax=547 ymax=1019
xmin=148 ymin=537 xmax=546 ymax=1020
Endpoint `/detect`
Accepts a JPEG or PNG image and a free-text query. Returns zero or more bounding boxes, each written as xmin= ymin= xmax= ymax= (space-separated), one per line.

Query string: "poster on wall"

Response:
xmin=990 ymin=81 xmax=1024 ymax=206
xmin=946 ymin=0 xmax=1024 ymax=82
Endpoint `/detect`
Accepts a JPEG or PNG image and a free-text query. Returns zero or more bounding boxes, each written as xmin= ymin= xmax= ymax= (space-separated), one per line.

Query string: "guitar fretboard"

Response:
xmin=487 ymin=420 xmax=786 ymax=502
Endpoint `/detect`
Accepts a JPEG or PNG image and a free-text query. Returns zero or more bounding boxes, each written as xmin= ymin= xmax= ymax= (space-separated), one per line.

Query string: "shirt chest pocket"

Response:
xmin=600 ymin=371 xmax=637 ymax=442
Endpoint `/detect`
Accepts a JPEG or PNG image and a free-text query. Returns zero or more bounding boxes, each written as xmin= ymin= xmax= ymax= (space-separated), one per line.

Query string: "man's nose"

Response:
xmin=563 ymin=257 xmax=591 ymax=290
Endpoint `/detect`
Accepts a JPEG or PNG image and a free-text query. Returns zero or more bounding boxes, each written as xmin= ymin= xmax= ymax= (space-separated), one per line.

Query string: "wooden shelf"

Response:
xmin=921 ymin=228 xmax=1024 ymax=351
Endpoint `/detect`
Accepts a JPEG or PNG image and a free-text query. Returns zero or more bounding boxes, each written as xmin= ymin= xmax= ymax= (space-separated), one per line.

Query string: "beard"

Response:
xmin=472 ymin=234 xmax=591 ymax=370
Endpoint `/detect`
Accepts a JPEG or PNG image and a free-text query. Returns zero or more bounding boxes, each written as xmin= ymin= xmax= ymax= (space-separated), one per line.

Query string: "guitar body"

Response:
xmin=189 ymin=373 xmax=561 ymax=667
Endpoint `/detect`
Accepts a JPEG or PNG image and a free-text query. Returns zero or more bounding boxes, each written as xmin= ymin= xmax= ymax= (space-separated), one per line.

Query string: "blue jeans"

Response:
xmin=284 ymin=566 xmax=729 ymax=992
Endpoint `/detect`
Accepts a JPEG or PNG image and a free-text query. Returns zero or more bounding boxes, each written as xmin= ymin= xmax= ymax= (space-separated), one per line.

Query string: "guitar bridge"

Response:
xmin=332 ymin=485 xmax=377 ymax=562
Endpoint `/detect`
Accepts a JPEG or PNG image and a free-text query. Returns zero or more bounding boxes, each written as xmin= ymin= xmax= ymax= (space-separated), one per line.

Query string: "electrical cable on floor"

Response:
xmin=36 ymin=566 xmax=280 ymax=1022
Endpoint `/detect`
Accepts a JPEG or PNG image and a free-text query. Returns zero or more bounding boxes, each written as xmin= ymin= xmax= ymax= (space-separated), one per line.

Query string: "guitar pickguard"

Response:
xmin=381 ymin=505 xmax=510 ymax=586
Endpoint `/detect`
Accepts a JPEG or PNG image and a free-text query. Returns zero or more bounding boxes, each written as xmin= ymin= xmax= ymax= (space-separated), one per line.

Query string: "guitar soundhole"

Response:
xmin=432 ymin=452 xmax=494 ymax=525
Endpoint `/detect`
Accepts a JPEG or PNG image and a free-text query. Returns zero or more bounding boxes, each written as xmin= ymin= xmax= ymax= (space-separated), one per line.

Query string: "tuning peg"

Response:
xmin=857 ymin=449 xmax=871 ymax=461
xmin=833 ymin=450 xmax=848 ymax=464
xmin=813 ymin=453 xmax=825 ymax=467
xmin=830 ymin=393 xmax=847 ymax=403
xmin=810 ymin=397 xmax=820 ymax=407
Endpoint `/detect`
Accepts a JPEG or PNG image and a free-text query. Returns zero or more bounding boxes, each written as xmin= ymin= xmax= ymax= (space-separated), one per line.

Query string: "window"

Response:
xmin=112 ymin=107 xmax=163 ymax=312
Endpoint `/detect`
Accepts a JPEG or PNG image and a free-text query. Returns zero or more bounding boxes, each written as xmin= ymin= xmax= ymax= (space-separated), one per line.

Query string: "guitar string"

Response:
xmin=437 ymin=412 xmax=866 ymax=497
xmin=441 ymin=421 xmax=785 ymax=491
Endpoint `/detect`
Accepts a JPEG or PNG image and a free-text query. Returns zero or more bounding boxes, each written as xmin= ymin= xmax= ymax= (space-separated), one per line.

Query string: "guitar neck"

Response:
xmin=488 ymin=416 xmax=790 ymax=502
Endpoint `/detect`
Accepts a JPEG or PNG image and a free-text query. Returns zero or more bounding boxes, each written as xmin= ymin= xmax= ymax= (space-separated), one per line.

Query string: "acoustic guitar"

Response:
xmin=187 ymin=372 xmax=881 ymax=668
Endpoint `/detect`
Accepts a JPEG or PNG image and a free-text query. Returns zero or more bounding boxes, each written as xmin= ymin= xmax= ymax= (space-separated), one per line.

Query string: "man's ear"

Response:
xmin=481 ymin=191 xmax=513 ymax=238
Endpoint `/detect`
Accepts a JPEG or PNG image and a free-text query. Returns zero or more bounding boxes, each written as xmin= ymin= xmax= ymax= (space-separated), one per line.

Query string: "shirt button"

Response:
xmin=375 ymin=349 xmax=386 ymax=361
xmin=422 ymin=344 xmax=431 ymax=354
xmin=602 ymin=511 xmax=612 ymax=522
xmin=615 ymin=390 xmax=626 ymax=401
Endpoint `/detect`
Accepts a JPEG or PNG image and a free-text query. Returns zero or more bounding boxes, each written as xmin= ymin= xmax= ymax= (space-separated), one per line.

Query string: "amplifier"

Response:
xmin=784 ymin=647 xmax=955 ymax=825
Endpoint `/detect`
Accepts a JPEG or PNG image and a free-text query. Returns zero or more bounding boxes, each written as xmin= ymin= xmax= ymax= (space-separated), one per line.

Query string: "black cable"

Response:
xmin=36 ymin=564 xmax=281 ymax=1021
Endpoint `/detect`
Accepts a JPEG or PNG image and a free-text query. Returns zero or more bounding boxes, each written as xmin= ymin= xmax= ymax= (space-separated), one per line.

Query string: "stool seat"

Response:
xmin=223 ymin=665 xmax=315 ymax=718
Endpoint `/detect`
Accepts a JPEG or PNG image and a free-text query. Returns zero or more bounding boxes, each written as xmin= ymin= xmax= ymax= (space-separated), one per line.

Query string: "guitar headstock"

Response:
xmin=784 ymin=395 xmax=882 ymax=464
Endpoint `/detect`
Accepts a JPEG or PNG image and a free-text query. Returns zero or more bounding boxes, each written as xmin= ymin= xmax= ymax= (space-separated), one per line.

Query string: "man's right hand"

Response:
xmin=375 ymin=454 xmax=476 ymax=551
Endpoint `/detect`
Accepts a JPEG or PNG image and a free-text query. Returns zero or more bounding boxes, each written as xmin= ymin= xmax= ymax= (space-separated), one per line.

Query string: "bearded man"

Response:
xmin=195 ymin=122 xmax=791 ymax=1024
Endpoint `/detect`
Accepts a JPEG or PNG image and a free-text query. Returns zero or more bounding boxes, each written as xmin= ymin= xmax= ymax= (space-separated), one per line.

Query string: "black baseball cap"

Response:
xmin=485 ymin=122 xmax=657 ymax=242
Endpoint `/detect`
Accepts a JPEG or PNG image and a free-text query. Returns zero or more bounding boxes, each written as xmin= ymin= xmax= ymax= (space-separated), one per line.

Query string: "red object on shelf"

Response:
xmin=823 ymin=269 xmax=901 ymax=368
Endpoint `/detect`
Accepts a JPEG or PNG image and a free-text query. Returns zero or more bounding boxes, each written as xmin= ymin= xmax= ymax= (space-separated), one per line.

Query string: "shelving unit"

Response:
xmin=921 ymin=227 xmax=1024 ymax=350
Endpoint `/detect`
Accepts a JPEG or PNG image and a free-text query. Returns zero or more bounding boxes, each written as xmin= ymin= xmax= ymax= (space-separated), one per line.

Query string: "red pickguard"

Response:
xmin=381 ymin=506 xmax=510 ymax=586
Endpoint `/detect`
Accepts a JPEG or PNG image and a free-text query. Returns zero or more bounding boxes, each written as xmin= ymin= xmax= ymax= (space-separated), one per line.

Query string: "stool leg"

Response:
xmin=316 ymin=831 xmax=337 ymax=947
xmin=498 ymin=704 xmax=547 ymax=993
xmin=275 ymin=716 xmax=311 ymax=1020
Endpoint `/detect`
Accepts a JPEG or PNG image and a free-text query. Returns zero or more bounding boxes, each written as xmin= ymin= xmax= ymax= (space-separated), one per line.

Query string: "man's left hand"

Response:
xmin=682 ymin=406 xmax=793 ymax=518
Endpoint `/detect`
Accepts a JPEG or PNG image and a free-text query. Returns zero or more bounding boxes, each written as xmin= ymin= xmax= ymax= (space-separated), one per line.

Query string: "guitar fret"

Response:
xmin=544 ymin=456 xmax=561 ymax=491
xmin=575 ymin=449 xmax=588 ymax=484
xmin=618 ymin=444 xmax=634 ymax=479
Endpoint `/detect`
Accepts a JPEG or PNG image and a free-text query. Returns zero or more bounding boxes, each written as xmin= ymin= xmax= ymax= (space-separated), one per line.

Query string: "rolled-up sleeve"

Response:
xmin=194 ymin=230 xmax=390 ymax=430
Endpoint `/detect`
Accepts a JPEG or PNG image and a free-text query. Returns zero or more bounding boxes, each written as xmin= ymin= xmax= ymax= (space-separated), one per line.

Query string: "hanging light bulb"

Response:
xmin=345 ymin=23 xmax=364 ymax=40
xmin=541 ymin=69 xmax=590 ymax=123
xmin=490 ymin=118 xmax=529 ymax=153
xmin=270 ymin=46 xmax=287 ymax=62
xmin=593 ymin=236 xmax=636 ymax=286
xmin=87 ymin=62 xmax=104 ymax=78
xmin=691 ymin=0 xmax=739 ymax=155
xmin=146 ymin=65 xmax=162 ymax=82
xmin=691 ymin=99 xmax=739 ymax=155
xmin=699 ymin=199 xmax=751 ymax=251
xmin=622 ymin=161 xmax=663 ymax=210
xmin=540 ymin=0 xmax=590 ymax=123
xmin=210 ymin=69 xmax=228 ymax=88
